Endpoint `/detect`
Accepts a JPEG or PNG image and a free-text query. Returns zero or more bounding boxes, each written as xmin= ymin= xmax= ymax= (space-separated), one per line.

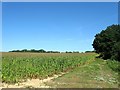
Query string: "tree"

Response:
xmin=85 ymin=51 xmax=95 ymax=53
xmin=21 ymin=49 xmax=27 ymax=52
xmin=73 ymin=51 xmax=79 ymax=53
xmin=30 ymin=49 xmax=36 ymax=52
xmin=38 ymin=49 xmax=46 ymax=53
xmin=92 ymin=24 xmax=120 ymax=61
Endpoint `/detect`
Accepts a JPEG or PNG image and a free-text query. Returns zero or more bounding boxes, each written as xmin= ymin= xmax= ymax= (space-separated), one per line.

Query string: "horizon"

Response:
xmin=7 ymin=48 xmax=95 ymax=52
xmin=2 ymin=2 xmax=118 ymax=52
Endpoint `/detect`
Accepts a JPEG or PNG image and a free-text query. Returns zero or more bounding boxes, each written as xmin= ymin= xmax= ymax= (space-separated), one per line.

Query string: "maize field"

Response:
xmin=2 ymin=52 xmax=96 ymax=84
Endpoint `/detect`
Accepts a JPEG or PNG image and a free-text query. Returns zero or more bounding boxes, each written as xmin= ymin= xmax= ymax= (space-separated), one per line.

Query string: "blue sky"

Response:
xmin=2 ymin=2 xmax=118 ymax=52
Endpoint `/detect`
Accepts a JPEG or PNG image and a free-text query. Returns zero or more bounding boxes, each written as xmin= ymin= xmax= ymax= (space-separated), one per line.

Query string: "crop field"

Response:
xmin=1 ymin=52 xmax=119 ymax=88
xmin=2 ymin=52 xmax=95 ymax=83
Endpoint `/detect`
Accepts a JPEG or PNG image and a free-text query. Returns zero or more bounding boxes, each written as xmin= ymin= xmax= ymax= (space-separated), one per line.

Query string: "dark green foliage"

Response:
xmin=9 ymin=49 xmax=80 ymax=53
xmin=92 ymin=24 xmax=120 ymax=61
xmin=73 ymin=51 xmax=79 ymax=53
xmin=9 ymin=49 xmax=60 ymax=53
xmin=85 ymin=51 xmax=95 ymax=53
xmin=65 ymin=51 xmax=72 ymax=53
xmin=38 ymin=49 xmax=46 ymax=53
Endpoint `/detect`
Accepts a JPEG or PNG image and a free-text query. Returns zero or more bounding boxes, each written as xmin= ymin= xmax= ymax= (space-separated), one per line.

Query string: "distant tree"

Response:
xmin=9 ymin=49 xmax=59 ymax=53
xmin=73 ymin=51 xmax=79 ymax=53
xmin=85 ymin=51 xmax=95 ymax=53
xmin=16 ymin=50 xmax=21 ymax=52
xmin=92 ymin=24 xmax=120 ymax=61
xmin=30 ymin=49 xmax=36 ymax=52
xmin=46 ymin=51 xmax=60 ymax=53
xmin=38 ymin=49 xmax=46 ymax=53
xmin=21 ymin=49 xmax=27 ymax=52
xmin=65 ymin=51 xmax=72 ymax=53
xmin=9 ymin=50 xmax=15 ymax=52
xmin=54 ymin=51 xmax=60 ymax=53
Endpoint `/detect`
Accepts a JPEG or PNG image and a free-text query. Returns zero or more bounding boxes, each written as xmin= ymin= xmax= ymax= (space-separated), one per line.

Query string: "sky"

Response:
xmin=2 ymin=2 xmax=118 ymax=52
xmin=2 ymin=0 xmax=120 ymax=2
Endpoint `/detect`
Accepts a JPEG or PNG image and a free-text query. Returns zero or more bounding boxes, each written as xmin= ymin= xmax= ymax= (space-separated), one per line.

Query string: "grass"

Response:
xmin=45 ymin=58 xmax=119 ymax=88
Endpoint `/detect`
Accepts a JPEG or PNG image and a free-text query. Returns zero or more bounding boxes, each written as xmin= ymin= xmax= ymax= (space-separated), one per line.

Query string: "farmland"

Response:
xmin=1 ymin=52 xmax=119 ymax=88
xmin=2 ymin=52 xmax=95 ymax=83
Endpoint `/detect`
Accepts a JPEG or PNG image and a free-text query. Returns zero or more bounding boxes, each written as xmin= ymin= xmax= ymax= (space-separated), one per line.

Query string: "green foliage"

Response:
xmin=9 ymin=49 xmax=80 ymax=53
xmin=9 ymin=49 xmax=60 ymax=53
xmin=2 ymin=52 xmax=95 ymax=83
xmin=92 ymin=24 xmax=120 ymax=61
xmin=85 ymin=51 xmax=95 ymax=53
xmin=45 ymin=57 xmax=119 ymax=88
xmin=106 ymin=59 xmax=120 ymax=72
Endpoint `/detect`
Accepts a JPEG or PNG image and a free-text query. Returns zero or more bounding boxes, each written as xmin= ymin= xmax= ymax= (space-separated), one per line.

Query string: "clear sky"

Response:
xmin=2 ymin=2 xmax=118 ymax=52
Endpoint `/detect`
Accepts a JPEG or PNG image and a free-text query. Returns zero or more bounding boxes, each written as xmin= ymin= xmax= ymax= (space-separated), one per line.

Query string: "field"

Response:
xmin=1 ymin=52 xmax=119 ymax=88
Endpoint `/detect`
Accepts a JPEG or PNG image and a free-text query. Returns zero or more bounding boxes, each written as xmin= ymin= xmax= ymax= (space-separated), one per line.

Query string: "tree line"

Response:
xmin=9 ymin=49 xmax=82 ymax=53
xmin=9 ymin=49 xmax=60 ymax=53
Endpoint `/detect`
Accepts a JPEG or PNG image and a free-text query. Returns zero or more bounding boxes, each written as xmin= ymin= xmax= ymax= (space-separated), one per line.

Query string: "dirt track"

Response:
xmin=0 ymin=72 xmax=66 ymax=88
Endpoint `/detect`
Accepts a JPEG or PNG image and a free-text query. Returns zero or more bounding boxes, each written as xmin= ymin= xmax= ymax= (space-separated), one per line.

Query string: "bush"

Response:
xmin=106 ymin=59 xmax=120 ymax=72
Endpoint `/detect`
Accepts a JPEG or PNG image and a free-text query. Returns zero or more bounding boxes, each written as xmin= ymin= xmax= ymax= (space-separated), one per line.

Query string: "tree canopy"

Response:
xmin=92 ymin=24 xmax=120 ymax=61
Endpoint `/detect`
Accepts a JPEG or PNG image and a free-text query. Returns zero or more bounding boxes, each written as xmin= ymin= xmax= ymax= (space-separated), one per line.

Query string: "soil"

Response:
xmin=0 ymin=72 xmax=66 ymax=88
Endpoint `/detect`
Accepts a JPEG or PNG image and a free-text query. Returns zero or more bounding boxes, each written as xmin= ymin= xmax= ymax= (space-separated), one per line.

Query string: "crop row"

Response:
xmin=2 ymin=52 xmax=95 ymax=83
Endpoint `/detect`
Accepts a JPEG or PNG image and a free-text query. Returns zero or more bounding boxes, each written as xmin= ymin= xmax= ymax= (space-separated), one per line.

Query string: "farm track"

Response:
xmin=44 ymin=58 xmax=119 ymax=88
xmin=1 ymin=72 xmax=67 ymax=88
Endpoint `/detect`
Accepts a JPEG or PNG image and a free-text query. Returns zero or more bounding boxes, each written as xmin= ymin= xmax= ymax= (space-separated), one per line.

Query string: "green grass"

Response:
xmin=45 ymin=58 xmax=119 ymax=88
xmin=2 ymin=52 xmax=96 ymax=84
